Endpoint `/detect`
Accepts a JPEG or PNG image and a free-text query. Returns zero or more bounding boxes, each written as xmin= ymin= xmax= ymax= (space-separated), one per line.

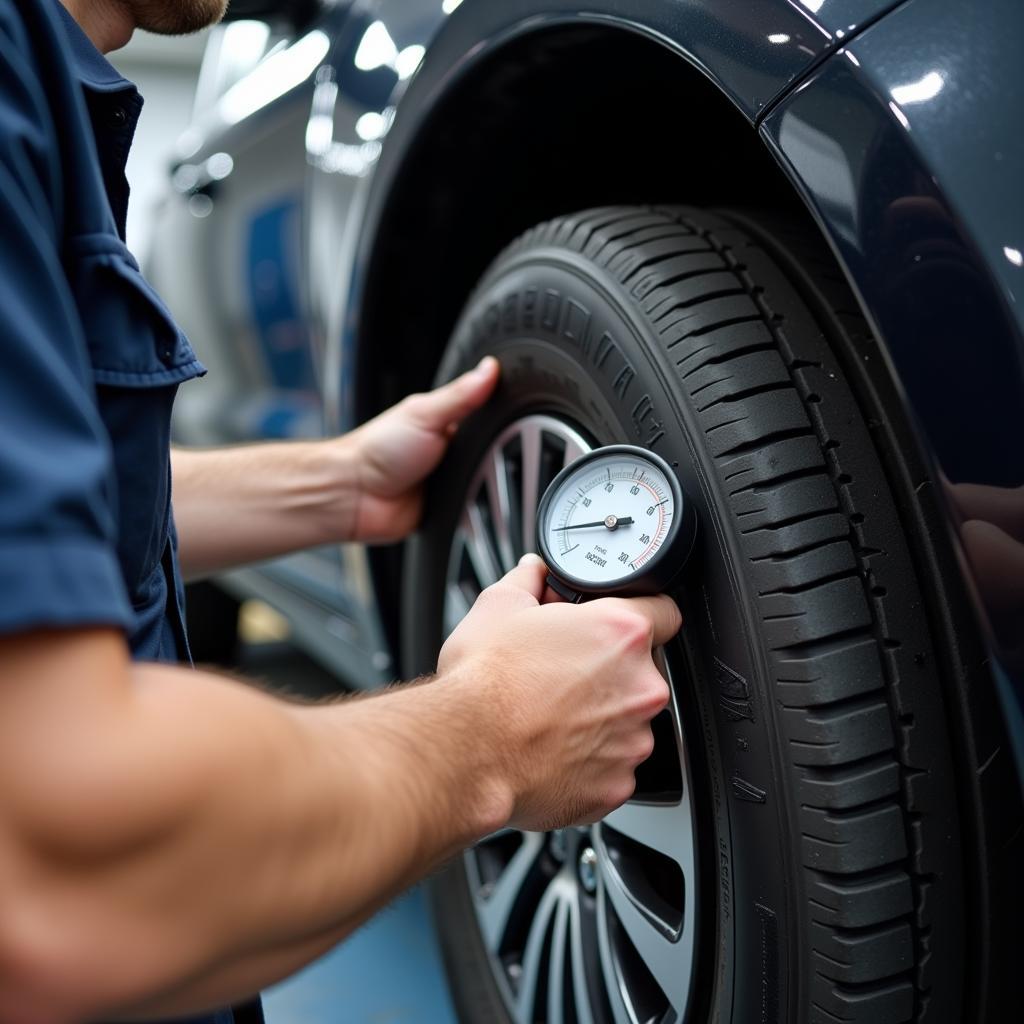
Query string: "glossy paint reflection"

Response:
xmin=218 ymin=30 xmax=331 ymax=124
xmin=763 ymin=0 xmax=1023 ymax=734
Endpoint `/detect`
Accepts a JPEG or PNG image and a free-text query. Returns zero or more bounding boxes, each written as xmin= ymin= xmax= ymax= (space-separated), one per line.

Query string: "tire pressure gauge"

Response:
xmin=536 ymin=444 xmax=698 ymax=602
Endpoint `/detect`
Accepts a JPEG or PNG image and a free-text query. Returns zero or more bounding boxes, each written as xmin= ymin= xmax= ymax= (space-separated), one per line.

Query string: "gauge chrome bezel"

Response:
xmin=536 ymin=444 xmax=696 ymax=597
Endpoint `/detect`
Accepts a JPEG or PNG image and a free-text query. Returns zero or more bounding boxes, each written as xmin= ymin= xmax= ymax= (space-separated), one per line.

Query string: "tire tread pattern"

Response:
xmin=507 ymin=206 xmax=951 ymax=1023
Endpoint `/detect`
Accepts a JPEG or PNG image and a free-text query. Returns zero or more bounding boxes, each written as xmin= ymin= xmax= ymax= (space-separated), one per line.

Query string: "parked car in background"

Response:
xmin=148 ymin=0 xmax=1023 ymax=1021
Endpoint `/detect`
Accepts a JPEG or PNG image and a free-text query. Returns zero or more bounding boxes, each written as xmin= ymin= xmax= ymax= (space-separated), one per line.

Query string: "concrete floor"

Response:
xmin=262 ymin=888 xmax=457 ymax=1024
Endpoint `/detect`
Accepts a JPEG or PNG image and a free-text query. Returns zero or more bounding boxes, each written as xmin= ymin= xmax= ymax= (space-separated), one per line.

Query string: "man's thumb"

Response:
xmin=414 ymin=357 xmax=500 ymax=430
xmin=498 ymin=553 xmax=549 ymax=602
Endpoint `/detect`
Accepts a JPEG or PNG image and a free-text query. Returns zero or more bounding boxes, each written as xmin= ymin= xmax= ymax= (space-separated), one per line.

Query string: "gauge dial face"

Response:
xmin=539 ymin=450 xmax=678 ymax=589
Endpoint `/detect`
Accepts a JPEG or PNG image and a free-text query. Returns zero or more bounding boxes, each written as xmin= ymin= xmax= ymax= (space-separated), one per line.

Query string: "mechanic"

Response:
xmin=0 ymin=1 xmax=681 ymax=1021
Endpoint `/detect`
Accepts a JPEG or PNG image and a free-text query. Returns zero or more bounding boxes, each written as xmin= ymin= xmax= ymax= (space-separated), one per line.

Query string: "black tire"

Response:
xmin=403 ymin=207 xmax=994 ymax=1024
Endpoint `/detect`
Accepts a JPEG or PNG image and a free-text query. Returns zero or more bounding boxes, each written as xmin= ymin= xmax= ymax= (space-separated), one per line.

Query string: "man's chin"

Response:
xmin=133 ymin=0 xmax=230 ymax=36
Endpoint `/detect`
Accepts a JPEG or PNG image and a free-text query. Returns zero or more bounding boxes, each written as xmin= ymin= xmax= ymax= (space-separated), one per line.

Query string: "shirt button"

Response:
xmin=109 ymin=106 xmax=129 ymax=128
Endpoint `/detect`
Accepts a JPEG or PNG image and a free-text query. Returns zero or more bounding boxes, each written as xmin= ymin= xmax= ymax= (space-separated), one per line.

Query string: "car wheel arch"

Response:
xmin=346 ymin=22 xmax=829 ymax=653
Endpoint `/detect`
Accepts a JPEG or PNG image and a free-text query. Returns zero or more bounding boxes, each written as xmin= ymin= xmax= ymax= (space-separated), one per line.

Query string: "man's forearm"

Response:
xmin=0 ymin=630 xmax=507 ymax=1021
xmin=170 ymin=361 xmax=503 ymax=578
xmin=171 ymin=442 xmax=359 ymax=581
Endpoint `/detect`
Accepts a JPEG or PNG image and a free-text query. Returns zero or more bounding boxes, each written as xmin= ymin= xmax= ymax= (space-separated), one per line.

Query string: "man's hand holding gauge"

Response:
xmin=438 ymin=444 xmax=695 ymax=830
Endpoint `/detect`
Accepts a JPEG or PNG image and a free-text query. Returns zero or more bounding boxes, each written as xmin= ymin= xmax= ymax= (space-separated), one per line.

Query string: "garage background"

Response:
xmin=112 ymin=30 xmax=206 ymax=256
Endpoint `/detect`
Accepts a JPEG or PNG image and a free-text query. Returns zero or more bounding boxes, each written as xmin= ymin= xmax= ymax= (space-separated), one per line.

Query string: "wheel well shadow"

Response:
xmin=357 ymin=23 xmax=810 ymax=653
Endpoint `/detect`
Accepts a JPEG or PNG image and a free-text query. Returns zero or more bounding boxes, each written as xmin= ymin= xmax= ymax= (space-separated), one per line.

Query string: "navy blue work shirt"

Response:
xmin=0 ymin=2 xmax=261 ymax=1022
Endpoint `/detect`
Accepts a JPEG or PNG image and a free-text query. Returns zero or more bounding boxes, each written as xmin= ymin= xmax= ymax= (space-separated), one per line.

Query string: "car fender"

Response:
xmin=761 ymin=0 xmax=1024 ymax=770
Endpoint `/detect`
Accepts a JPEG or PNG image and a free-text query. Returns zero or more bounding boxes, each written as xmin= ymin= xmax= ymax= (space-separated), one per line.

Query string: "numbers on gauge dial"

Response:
xmin=546 ymin=457 xmax=674 ymax=585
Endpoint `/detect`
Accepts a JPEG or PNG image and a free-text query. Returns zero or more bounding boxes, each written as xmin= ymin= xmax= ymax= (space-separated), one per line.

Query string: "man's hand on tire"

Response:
xmin=439 ymin=553 xmax=681 ymax=832
xmin=347 ymin=356 xmax=501 ymax=543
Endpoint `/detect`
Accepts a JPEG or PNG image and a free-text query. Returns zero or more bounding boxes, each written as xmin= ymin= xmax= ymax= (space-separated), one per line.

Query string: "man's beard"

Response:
xmin=127 ymin=0 xmax=229 ymax=35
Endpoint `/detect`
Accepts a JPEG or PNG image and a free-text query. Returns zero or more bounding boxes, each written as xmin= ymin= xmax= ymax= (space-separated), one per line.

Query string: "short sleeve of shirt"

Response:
xmin=0 ymin=10 xmax=132 ymax=636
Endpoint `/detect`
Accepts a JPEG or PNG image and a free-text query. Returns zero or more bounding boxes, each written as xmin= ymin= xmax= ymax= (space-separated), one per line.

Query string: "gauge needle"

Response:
xmin=554 ymin=516 xmax=634 ymax=531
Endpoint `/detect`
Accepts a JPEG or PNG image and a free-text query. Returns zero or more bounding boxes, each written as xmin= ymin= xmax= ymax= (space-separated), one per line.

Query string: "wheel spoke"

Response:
xmin=596 ymin=884 xmax=637 ymax=1024
xmin=569 ymin=895 xmax=598 ymax=1024
xmin=515 ymin=878 xmax=563 ymax=1019
xmin=600 ymin=856 xmax=689 ymax=1015
xmin=475 ymin=831 xmax=544 ymax=951
xmin=546 ymin=898 xmax=571 ymax=1024
xmin=563 ymin=435 xmax=587 ymax=467
xmin=519 ymin=420 xmax=543 ymax=554
xmin=459 ymin=503 xmax=501 ymax=589
xmin=483 ymin=445 xmax=517 ymax=572
xmin=601 ymin=799 xmax=693 ymax=870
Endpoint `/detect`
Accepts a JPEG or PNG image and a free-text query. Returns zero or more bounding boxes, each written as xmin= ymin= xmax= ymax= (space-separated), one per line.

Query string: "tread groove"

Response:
xmin=741 ymin=508 xmax=842 ymax=536
xmin=652 ymin=286 xmax=750 ymax=325
xmin=670 ymin=317 xmax=766 ymax=355
xmin=760 ymin=568 xmax=862 ymax=598
xmin=773 ymin=626 xmax=876 ymax=659
xmin=697 ymin=381 xmax=793 ymax=411
xmin=749 ymin=533 xmax=852 ymax=563
xmin=729 ymin=464 xmax=826 ymax=495
xmin=711 ymin=427 xmax=815 ymax=459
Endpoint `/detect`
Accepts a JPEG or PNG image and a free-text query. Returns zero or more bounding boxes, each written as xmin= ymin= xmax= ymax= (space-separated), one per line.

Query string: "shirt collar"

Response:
xmin=49 ymin=0 xmax=143 ymax=240
xmin=51 ymin=0 xmax=137 ymax=95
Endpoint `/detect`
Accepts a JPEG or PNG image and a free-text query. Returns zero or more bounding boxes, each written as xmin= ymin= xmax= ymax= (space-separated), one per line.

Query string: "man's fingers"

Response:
xmin=621 ymin=594 xmax=683 ymax=646
xmin=411 ymin=357 xmax=500 ymax=431
xmin=496 ymin=553 xmax=549 ymax=604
